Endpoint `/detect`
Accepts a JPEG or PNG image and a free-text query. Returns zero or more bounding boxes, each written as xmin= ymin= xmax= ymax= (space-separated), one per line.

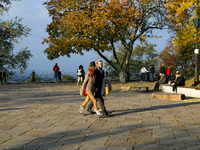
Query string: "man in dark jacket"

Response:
xmin=160 ymin=64 xmax=166 ymax=75
xmin=171 ymin=72 xmax=185 ymax=93
xmin=87 ymin=60 xmax=111 ymax=118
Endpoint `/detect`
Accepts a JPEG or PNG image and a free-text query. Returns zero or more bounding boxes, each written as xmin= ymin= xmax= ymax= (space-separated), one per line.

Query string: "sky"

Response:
xmin=2 ymin=0 xmax=171 ymax=73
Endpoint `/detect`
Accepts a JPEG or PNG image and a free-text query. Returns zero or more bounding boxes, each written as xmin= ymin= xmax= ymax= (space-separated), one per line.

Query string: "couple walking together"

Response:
xmin=79 ymin=60 xmax=111 ymax=118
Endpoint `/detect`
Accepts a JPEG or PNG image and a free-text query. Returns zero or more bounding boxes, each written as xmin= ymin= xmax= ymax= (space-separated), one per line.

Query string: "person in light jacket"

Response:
xmin=141 ymin=66 xmax=149 ymax=82
xmin=79 ymin=65 xmax=101 ymax=116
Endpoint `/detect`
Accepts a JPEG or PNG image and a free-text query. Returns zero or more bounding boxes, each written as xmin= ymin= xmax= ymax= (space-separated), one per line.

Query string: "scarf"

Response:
xmin=88 ymin=70 xmax=94 ymax=75
xmin=88 ymin=70 xmax=95 ymax=83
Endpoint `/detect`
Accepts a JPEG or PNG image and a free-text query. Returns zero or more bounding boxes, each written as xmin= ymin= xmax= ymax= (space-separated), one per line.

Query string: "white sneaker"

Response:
xmin=79 ymin=106 xmax=84 ymax=114
xmin=95 ymin=109 xmax=102 ymax=116
xmin=172 ymin=91 xmax=175 ymax=94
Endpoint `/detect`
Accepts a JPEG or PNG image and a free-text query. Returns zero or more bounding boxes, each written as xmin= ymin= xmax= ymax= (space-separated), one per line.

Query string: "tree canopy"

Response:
xmin=0 ymin=0 xmax=32 ymax=74
xmin=43 ymin=0 xmax=185 ymax=82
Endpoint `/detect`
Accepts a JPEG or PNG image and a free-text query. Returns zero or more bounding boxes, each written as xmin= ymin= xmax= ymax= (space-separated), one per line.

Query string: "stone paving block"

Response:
xmin=22 ymin=130 xmax=49 ymax=137
xmin=0 ymin=136 xmax=36 ymax=149
xmin=106 ymin=146 xmax=132 ymax=150
xmin=81 ymin=136 xmax=109 ymax=146
xmin=37 ymin=142 xmax=64 ymax=150
xmin=0 ymin=132 xmax=12 ymax=143
xmin=0 ymin=124 xmax=16 ymax=131
xmin=31 ymin=137 xmax=60 ymax=144
xmin=160 ymin=138 xmax=184 ymax=145
xmin=58 ymin=144 xmax=81 ymax=150
xmin=21 ymin=142 xmax=44 ymax=150
xmin=110 ymin=134 xmax=128 ymax=141
xmin=105 ymin=140 xmax=134 ymax=147
xmin=184 ymin=144 xmax=200 ymax=150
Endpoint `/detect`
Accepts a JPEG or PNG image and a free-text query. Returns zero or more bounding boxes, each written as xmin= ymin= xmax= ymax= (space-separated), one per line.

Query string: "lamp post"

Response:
xmin=193 ymin=17 xmax=200 ymax=86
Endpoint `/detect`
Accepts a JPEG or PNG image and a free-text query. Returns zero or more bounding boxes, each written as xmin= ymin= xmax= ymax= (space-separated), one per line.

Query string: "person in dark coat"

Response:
xmin=53 ymin=63 xmax=60 ymax=81
xmin=171 ymin=72 xmax=185 ymax=94
xmin=154 ymin=73 xmax=167 ymax=91
xmin=77 ymin=65 xmax=85 ymax=84
xmin=160 ymin=64 xmax=166 ymax=75
xmin=87 ymin=60 xmax=111 ymax=118
xmin=150 ymin=65 xmax=155 ymax=81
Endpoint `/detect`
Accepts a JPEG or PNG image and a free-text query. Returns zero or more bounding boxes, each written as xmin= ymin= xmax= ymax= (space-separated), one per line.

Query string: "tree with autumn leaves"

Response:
xmin=43 ymin=0 xmax=173 ymax=82
xmin=160 ymin=0 xmax=199 ymax=77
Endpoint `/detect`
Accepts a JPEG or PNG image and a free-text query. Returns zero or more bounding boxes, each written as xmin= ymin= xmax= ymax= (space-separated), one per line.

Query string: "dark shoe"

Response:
xmin=106 ymin=111 xmax=112 ymax=115
xmin=87 ymin=109 xmax=95 ymax=114
xmin=99 ymin=113 xmax=107 ymax=118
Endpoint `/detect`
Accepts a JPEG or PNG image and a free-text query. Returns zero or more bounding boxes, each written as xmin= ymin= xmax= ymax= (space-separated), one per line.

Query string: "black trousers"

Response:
xmin=154 ymin=82 xmax=160 ymax=91
xmin=87 ymin=91 xmax=108 ymax=115
xmin=172 ymin=83 xmax=177 ymax=93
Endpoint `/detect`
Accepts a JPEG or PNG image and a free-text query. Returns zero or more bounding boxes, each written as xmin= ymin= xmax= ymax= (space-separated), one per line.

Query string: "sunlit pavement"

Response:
xmin=0 ymin=83 xmax=200 ymax=150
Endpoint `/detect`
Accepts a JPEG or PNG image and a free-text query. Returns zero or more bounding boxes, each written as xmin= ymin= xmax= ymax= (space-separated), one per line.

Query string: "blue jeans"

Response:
xmin=150 ymin=73 xmax=154 ymax=81
xmin=54 ymin=72 xmax=59 ymax=81
xmin=141 ymin=73 xmax=146 ymax=81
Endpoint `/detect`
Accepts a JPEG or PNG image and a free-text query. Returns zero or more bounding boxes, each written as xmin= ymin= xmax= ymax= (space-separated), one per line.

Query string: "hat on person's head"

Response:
xmin=90 ymin=61 xmax=96 ymax=67
xmin=176 ymin=71 xmax=180 ymax=75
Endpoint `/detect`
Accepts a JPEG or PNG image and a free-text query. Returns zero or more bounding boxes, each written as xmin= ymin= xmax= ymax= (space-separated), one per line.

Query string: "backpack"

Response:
xmin=77 ymin=69 xmax=82 ymax=76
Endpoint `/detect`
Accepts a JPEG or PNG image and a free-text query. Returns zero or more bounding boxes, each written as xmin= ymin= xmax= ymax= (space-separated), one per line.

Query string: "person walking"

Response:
xmin=154 ymin=73 xmax=167 ymax=91
xmin=140 ymin=66 xmax=149 ymax=82
xmin=150 ymin=65 xmax=155 ymax=81
xmin=77 ymin=65 xmax=85 ymax=85
xmin=79 ymin=65 xmax=102 ymax=116
xmin=87 ymin=60 xmax=111 ymax=118
xmin=53 ymin=63 xmax=60 ymax=81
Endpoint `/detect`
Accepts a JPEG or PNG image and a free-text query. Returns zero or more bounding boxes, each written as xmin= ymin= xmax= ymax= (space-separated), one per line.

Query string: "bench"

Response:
xmin=161 ymin=84 xmax=200 ymax=98
xmin=152 ymin=92 xmax=185 ymax=100
xmin=121 ymin=86 xmax=149 ymax=92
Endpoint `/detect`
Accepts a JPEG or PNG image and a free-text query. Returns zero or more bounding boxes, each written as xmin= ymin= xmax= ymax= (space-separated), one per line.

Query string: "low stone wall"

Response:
xmin=162 ymin=84 xmax=200 ymax=98
xmin=121 ymin=85 xmax=149 ymax=92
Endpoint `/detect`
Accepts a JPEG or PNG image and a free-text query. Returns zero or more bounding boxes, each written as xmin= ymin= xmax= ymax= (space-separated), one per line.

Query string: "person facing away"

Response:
xmin=87 ymin=60 xmax=111 ymax=118
xmin=79 ymin=65 xmax=102 ymax=116
xmin=160 ymin=64 xmax=166 ymax=75
xmin=171 ymin=72 xmax=185 ymax=94
xmin=150 ymin=65 xmax=155 ymax=81
xmin=141 ymin=66 xmax=149 ymax=82
xmin=154 ymin=73 xmax=167 ymax=91
xmin=77 ymin=65 xmax=85 ymax=85
xmin=53 ymin=63 xmax=60 ymax=81
xmin=166 ymin=66 xmax=171 ymax=81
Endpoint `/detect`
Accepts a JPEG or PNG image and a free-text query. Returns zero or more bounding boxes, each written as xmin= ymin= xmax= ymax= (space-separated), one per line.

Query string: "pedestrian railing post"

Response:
xmin=32 ymin=71 xmax=35 ymax=82
xmin=3 ymin=72 xmax=6 ymax=84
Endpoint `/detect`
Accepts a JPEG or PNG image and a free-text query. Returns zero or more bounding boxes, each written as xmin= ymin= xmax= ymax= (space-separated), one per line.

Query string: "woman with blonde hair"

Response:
xmin=79 ymin=65 xmax=101 ymax=115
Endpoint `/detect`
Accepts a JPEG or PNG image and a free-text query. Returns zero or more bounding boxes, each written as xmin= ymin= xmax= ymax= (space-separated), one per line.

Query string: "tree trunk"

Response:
xmin=119 ymin=69 xmax=127 ymax=83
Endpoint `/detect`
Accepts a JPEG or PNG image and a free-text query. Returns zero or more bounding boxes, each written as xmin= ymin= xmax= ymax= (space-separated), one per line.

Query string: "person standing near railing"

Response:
xmin=53 ymin=63 xmax=60 ymax=81
xmin=77 ymin=65 xmax=85 ymax=85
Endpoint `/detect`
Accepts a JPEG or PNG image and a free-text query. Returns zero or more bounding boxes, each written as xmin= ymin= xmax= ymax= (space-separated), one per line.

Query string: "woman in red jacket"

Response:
xmin=166 ymin=66 xmax=171 ymax=81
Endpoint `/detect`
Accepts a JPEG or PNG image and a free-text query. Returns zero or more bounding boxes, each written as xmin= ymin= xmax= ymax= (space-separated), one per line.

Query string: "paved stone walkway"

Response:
xmin=0 ymin=83 xmax=200 ymax=150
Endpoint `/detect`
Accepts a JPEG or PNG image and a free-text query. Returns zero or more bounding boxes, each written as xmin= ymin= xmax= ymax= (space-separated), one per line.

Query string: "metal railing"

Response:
xmin=0 ymin=71 xmax=77 ymax=84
